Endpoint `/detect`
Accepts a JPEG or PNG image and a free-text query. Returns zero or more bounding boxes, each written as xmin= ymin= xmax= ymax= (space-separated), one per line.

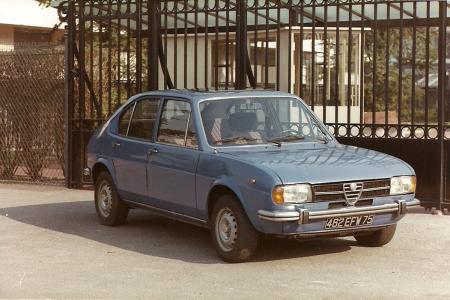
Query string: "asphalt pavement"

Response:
xmin=1 ymin=184 xmax=449 ymax=299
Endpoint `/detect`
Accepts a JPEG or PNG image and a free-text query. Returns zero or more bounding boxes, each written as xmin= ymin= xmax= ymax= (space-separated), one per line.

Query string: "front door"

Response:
xmin=147 ymin=99 xmax=199 ymax=217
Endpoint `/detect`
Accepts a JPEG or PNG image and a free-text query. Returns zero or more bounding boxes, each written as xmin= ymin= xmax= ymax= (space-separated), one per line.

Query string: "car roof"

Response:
xmin=132 ymin=89 xmax=297 ymax=103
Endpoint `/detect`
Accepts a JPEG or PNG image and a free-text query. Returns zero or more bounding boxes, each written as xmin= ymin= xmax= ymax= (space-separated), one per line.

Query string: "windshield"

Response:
xmin=200 ymin=97 xmax=331 ymax=146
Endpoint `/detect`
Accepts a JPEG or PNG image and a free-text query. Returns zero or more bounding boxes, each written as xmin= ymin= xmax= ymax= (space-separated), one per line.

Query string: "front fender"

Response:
xmin=208 ymin=177 xmax=281 ymax=233
xmin=208 ymin=176 xmax=247 ymax=211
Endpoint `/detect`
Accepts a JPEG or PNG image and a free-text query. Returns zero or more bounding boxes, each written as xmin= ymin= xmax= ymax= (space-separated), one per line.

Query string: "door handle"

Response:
xmin=112 ymin=142 xmax=121 ymax=149
xmin=148 ymin=148 xmax=159 ymax=155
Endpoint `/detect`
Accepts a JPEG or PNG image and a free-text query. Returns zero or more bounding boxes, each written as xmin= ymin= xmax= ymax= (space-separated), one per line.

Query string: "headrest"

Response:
xmin=229 ymin=112 xmax=257 ymax=131
xmin=165 ymin=114 xmax=189 ymax=132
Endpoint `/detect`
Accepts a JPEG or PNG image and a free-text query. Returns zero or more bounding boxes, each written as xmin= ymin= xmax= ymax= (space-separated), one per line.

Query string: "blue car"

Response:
xmin=86 ymin=90 xmax=420 ymax=262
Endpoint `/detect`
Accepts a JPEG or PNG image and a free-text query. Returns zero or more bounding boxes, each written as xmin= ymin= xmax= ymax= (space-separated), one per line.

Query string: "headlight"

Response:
xmin=390 ymin=176 xmax=416 ymax=195
xmin=272 ymin=184 xmax=312 ymax=205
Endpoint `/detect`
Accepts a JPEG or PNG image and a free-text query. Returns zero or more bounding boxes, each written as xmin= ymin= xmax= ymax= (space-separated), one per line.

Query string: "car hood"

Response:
xmin=220 ymin=143 xmax=414 ymax=184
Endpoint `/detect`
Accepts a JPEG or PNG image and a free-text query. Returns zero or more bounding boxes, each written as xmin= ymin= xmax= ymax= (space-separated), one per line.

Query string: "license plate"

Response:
xmin=324 ymin=215 xmax=374 ymax=230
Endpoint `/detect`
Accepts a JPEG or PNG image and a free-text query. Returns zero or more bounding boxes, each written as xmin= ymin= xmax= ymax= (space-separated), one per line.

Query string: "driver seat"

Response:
xmin=229 ymin=112 xmax=263 ymax=143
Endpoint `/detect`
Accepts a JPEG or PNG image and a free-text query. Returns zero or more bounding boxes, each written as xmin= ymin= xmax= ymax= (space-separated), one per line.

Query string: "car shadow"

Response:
xmin=1 ymin=200 xmax=355 ymax=264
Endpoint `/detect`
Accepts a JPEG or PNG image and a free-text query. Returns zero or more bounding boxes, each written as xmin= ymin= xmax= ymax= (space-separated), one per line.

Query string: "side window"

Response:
xmin=118 ymin=104 xmax=134 ymax=135
xmin=157 ymin=100 xmax=197 ymax=148
xmin=127 ymin=99 xmax=160 ymax=140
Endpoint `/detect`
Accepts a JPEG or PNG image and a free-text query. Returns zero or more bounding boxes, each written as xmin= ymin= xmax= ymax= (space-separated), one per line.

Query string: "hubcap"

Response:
xmin=215 ymin=208 xmax=238 ymax=252
xmin=97 ymin=180 xmax=113 ymax=218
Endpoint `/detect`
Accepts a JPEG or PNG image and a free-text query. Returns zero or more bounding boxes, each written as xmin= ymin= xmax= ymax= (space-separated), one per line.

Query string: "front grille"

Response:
xmin=313 ymin=179 xmax=391 ymax=202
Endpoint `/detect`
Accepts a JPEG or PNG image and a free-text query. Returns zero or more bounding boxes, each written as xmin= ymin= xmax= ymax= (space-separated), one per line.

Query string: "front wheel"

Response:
xmin=210 ymin=195 xmax=259 ymax=263
xmin=354 ymin=224 xmax=397 ymax=247
xmin=94 ymin=171 xmax=129 ymax=226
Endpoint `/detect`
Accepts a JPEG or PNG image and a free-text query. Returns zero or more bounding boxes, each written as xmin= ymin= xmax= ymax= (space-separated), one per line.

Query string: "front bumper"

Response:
xmin=258 ymin=199 xmax=420 ymax=224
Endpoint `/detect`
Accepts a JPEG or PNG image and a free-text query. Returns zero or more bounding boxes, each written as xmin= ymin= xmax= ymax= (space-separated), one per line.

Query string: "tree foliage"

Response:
xmin=36 ymin=0 xmax=52 ymax=7
xmin=364 ymin=27 xmax=439 ymax=123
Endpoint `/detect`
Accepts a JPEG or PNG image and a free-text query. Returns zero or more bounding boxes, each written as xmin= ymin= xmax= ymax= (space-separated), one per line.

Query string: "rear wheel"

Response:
xmin=210 ymin=195 xmax=259 ymax=263
xmin=354 ymin=224 xmax=397 ymax=247
xmin=94 ymin=171 xmax=128 ymax=226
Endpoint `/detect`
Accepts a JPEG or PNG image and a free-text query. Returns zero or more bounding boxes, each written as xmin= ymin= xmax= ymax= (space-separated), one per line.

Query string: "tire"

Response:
xmin=210 ymin=194 xmax=259 ymax=263
xmin=354 ymin=224 xmax=397 ymax=247
xmin=94 ymin=171 xmax=129 ymax=226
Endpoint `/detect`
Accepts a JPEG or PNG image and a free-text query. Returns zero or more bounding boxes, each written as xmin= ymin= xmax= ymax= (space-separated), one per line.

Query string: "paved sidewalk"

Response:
xmin=0 ymin=184 xmax=449 ymax=299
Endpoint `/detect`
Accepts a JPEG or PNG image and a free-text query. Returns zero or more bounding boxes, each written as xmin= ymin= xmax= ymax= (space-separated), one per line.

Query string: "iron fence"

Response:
xmin=0 ymin=44 xmax=65 ymax=184
xmin=58 ymin=0 xmax=449 ymax=209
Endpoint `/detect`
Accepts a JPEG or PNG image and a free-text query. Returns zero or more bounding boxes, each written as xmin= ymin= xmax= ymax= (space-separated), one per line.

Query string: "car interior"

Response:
xmin=201 ymin=100 xmax=269 ymax=145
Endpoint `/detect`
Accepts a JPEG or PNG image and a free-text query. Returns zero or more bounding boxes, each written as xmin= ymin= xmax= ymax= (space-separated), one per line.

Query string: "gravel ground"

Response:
xmin=0 ymin=184 xmax=449 ymax=299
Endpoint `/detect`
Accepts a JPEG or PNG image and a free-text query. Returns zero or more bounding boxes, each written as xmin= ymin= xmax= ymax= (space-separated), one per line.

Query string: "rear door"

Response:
xmin=146 ymin=98 xmax=200 ymax=217
xmin=111 ymin=97 xmax=160 ymax=202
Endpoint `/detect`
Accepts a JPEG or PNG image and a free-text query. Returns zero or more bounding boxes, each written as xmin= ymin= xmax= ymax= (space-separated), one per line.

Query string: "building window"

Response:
xmin=211 ymin=37 xmax=276 ymax=89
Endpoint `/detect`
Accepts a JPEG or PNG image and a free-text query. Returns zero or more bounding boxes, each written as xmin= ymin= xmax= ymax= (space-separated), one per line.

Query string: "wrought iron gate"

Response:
xmin=57 ymin=0 xmax=449 ymax=210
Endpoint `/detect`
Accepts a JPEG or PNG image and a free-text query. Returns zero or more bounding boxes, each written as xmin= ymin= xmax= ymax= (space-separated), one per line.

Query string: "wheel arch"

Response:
xmin=92 ymin=159 xmax=116 ymax=185
xmin=206 ymin=183 xmax=247 ymax=222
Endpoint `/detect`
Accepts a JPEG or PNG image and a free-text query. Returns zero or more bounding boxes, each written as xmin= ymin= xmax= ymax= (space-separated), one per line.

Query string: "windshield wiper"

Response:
xmin=215 ymin=136 xmax=259 ymax=145
xmin=268 ymin=134 xmax=305 ymax=144
xmin=315 ymin=136 xmax=329 ymax=144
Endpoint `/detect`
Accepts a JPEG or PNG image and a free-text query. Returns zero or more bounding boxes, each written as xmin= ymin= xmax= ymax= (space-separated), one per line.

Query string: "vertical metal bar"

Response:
xmin=411 ymin=1 xmax=416 ymax=126
xmin=398 ymin=1 xmax=403 ymax=136
xmin=225 ymin=0 xmax=230 ymax=89
xmin=89 ymin=1 xmax=94 ymax=119
xmin=299 ymin=2 xmax=304 ymax=98
xmin=149 ymin=0 xmax=159 ymax=91
xmin=136 ymin=0 xmax=142 ymax=93
xmin=214 ymin=0 xmax=219 ymax=90
xmin=107 ymin=0 xmax=112 ymax=114
xmin=236 ymin=0 xmax=247 ymax=89
xmin=173 ymin=0 xmax=178 ymax=88
xmin=287 ymin=0 xmax=292 ymax=94
xmin=184 ymin=0 xmax=188 ymax=89
xmin=346 ymin=2 xmax=352 ymax=133
xmin=64 ymin=22 xmax=74 ymax=187
xmin=264 ymin=0 xmax=269 ymax=89
xmin=163 ymin=0 xmax=168 ymax=89
xmin=194 ymin=0 xmax=198 ymax=89
xmin=359 ymin=2 xmax=365 ymax=131
xmin=384 ymin=4 xmax=390 ymax=136
xmin=335 ymin=4 xmax=340 ymax=130
xmin=276 ymin=2 xmax=280 ymax=91
xmin=204 ymin=0 xmax=209 ymax=89
xmin=98 ymin=2 xmax=103 ymax=116
xmin=253 ymin=0 xmax=258 ymax=89
xmin=322 ymin=1 xmax=328 ymax=123
xmin=371 ymin=2 xmax=377 ymax=137
xmin=78 ymin=0 xmax=86 ymax=187
xmin=311 ymin=2 xmax=316 ymax=109
xmin=438 ymin=1 xmax=447 ymax=209
xmin=126 ymin=0 xmax=131 ymax=98
xmin=425 ymin=1 xmax=430 ymax=127
xmin=117 ymin=0 xmax=122 ymax=105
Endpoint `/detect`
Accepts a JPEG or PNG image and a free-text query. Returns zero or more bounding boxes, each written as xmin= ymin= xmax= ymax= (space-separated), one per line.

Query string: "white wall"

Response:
xmin=157 ymin=30 xmax=362 ymax=124
xmin=158 ymin=35 xmax=211 ymax=90
xmin=311 ymin=106 xmax=362 ymax=124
